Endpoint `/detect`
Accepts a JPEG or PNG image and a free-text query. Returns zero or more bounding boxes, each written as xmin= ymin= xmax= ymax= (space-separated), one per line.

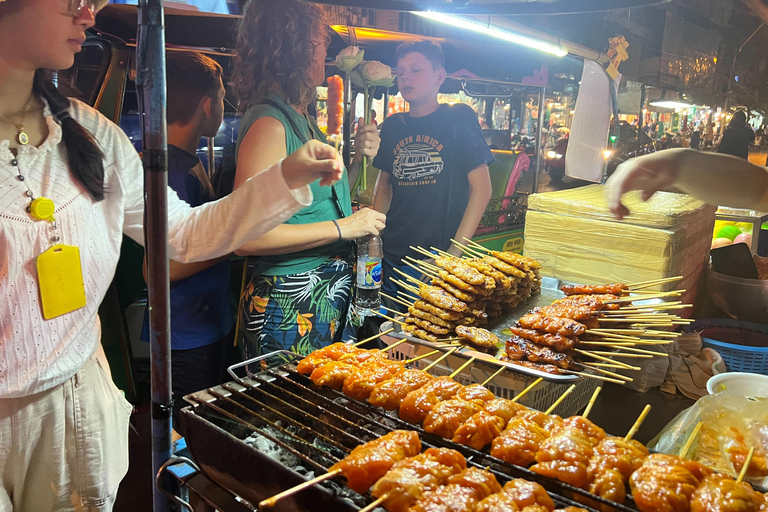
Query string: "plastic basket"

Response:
xmin=688 ymin=319 xmax=768 ymax=375
xmin=384 ymin=334 xmax=600 ymax=417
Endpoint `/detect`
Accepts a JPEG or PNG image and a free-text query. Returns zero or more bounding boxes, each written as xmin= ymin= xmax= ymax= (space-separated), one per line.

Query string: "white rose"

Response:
xmin=362 ymin=60 xmax=393 ymax=82
xmin=335 ymin=46 xmax=364 ymax=72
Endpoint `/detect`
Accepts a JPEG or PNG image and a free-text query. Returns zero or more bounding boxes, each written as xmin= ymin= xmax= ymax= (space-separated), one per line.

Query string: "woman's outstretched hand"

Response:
xmin=283 ymin=140 xmax=345 ymax=189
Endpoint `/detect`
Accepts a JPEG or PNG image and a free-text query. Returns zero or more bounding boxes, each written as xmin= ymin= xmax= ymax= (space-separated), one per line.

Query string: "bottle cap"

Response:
xmin=30 ymin=197 xmax=55 ymax=221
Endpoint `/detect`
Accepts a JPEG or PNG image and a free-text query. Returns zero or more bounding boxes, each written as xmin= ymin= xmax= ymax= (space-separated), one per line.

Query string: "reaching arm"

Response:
xmin=373 ymin=171 xmax=392 ymax=214
xmin=233 ymin=117 xmax=386 ymax=256
xmin=448 ymin=165 xmax=493 ymax=256
xmin=605 ymin=148 xmax=768 ymax=219
xmin=142 ymin=254 xmax=232 ymax=283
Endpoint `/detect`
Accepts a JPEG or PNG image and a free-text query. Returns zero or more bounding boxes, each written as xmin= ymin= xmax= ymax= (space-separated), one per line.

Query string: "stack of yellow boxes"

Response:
xmin=523 ymin=185 xmax=716 ymax=306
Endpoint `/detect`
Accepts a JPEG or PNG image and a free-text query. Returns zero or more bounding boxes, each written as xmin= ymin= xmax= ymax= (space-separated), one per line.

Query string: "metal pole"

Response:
xmin=342 ymin=74 xmax=352 ymax=169
xmin=533 ymin=86 xmax=546 ymax=193
xmin=637 ymin=84 xmax=646 ymax=157
xmin=136 ymin=2 xmax=173 ymax=511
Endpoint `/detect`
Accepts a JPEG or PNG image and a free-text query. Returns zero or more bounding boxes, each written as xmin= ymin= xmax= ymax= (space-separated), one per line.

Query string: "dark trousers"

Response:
xmin=171 ymin=330 xmax=237 ymax=435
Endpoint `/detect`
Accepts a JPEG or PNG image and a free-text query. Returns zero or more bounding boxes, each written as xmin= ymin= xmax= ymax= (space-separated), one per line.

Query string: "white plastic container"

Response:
xmin=706 ymin=371 xmax=768 ymax=398
xmin=707 ymin=268 xmax=768 ymax=323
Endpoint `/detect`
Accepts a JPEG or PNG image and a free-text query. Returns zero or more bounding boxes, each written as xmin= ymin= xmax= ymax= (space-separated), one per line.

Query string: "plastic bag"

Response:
xmin=648 ymin=391 xmax=768 ymax=488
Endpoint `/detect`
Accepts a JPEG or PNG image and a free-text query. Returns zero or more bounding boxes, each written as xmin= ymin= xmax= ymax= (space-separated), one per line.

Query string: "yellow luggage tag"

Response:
xmin=37 ymin=244 xmax=87 ymax=320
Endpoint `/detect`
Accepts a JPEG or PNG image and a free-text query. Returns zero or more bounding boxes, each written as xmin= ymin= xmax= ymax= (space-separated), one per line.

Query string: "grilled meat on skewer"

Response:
xmin=483 ymin=255 xmax=527 ymax=279
xmin=629 ymin=454 xmax=712 ymax=512
xmin=410 ymin=467 xmax=502 ymax=512
xmin=432 ymin=277 xmax=476 ymax=302
xmin=413 ymin=299 xmax=463 ymax=321
xmin=518 ymin=314 xmax=587 ymax=337
xmin=691 ymin=474 xmax=759 ymax=512
xmin=491 ymin=416 xmax=550 ymax=466
xmin=434 ymin=256 xmax=486 ymax=285
xmin=370 ymin=447 xmax=467 ymax=512
xmin=402 ymin=323 xmax=439 ymax=343
xmin=418 ymin=285 xmax=468 ymax=312
xmin=466 ymin=259 xmax=513 ymax=288
xmin=408 ymin=306 xmax=455 ymax=329
xmin=500 ymin=358 xmax=567 ymax=375
xmin=517 ymin=409 xmax=564 ymax=434
xmin=507 ymin=327 xmax=578 ymax=352
xmin=452 ymin=411 xmax=507 ymax=450
xmin=530 ymin=426 xmax=594 ymax=487
xmin=328 ymin=430 xmax=421 ymax=494
xmin=438 ymin=270 xmax=485 ymax=294
xmin=369 ymin=369 xmax=435 ymax=410
xmin=309 ymin=361 xmax=359 ymax=389
xmin=456 ymin=325 xmax=501 ymax=348
xmin=590 ymin=436 xmax=649 ymax=481
xmin=406 ymin=316 xmax=451 ymax=336
xmin=491 ymin=251 xmax=542 ymax=271
xmin=560 ymin=283 xmax=627 ymax=296
xmin=505 ymin=336 xmax=577 ymax=369
xmin=337 ymin=349 xmax=389 ymax=365
xmin=474 ymin=491 xmax=522 ymax=512
xmin=424 ymin=398 xmax=484 ymax=438
xmin=399 ymin=376 xmax=462 ymax=424
xmin=296 ymin=342 xmax=361 ymax=374
xmin=552 ymin=294 xmax=621 ymax=311
xmin=342 ymin=361 xmax=405 ymax=400
xmin=531 ymin=305 xmax=597 ymax=322
xmin=561 ymin=415 xmax=607 ymax=445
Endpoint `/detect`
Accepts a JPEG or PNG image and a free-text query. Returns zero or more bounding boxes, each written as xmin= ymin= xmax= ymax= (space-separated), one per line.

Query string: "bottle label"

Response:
xmin=358 ymin=259 xmax=382 ymax=287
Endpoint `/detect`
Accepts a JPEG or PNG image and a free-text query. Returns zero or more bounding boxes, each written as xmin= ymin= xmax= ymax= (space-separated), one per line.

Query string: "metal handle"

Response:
xmin=227 ymin=350 xmax=299 ymax=382
xmin=155 ymin=456 xmax=201 ymax=512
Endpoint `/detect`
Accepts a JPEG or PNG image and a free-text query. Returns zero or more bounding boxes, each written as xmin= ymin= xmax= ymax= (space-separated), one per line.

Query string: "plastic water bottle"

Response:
xmin=355 ymin=235 xmax=382 ymax=311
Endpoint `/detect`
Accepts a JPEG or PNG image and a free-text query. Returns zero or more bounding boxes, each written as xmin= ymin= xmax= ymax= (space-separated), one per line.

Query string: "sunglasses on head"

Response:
xmin=67 ymin=0 xmax=110 ymax=17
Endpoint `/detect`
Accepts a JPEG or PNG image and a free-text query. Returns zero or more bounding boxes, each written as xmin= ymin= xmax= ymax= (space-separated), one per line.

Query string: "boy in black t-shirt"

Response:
xmin=373 ymin=41 xmax=494 ymax=312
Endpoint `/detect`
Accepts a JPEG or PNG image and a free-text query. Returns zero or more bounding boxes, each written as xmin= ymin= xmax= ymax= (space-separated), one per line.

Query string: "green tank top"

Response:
xmin=236 ymin=93 xmax=353 ymax=276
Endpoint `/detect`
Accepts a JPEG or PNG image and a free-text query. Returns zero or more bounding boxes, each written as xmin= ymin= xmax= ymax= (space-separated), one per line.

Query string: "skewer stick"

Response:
xmin=359 ymin=495 xmax=388 ymax=512
xmin=429 ymin=246 xmax=454 ymax=259
xmin=463 ymin=238 xmax=492 ymax=254
xmin=374 ymin=311 xmax=406 ymax=327
xmin=353 ymin=328 xmax=396 ymax=347
xmin=544 ymin=384 xmax=577 ymax=415
xmin=380 ymin=291 xmax=412 ymax=308
xmin=393 ymin=267 xmax=429 ymax=287
xmin=397 ymin=290 xmax=420 ymax=304
xmin=582 ymin=386 xmax=602 ymax=419
xmin=561 ymin=370 xmax=626 ymax=385
xmin=627 ymin=275 xmax=684 ymax=289
xmin=587 ymin=362 xmax=632 ymax=369
xmin=575 ymin=349 xmax=640 ymax=370
xmin=607 ymin=292 xmax=681 ymax=303
xmin=615 ymin=346 xmax=668 ymax=357
xmin=626 ymin=288 xmax=686 ymax=295
xmin=449 ymin=357 xmax=476 ymax=379
xmin=405 ymin=350 xmax=440 ymax=364
xmin=448 ymin=240 xmax=485 ymax=259
xmin=511 ymin=377 xmax=544 ymax=402
xmin=588 ymin=351 xmax=652 ymax=359
xmin=381 ymin=305 xmax=407 ymax=317
xmin=259 ymin=469 xmax=342 ymax=508
xmin=402 ymin=259 xmax=440 ymax=279
xmin=680 ymin=421 xmax=703 ymax=459
xmin=587 ymin=329 xmax=644 ymax=338
xmin=410 ymin=245 xmax=437 ymax=260
xmin=382 ymin=339 xmax=408 ymax=352
xmin=577 ymin=364 xmax=633 ymax=381
xmin=580 ymin=341 xmax=637 ymax=346
xmin=423 ymin=347 xmax=458 ymax=371
xmin=481 ymin=366 xmax=506 ymax=386
xmin=625 ymin=404 xmax=652 ymax=441
xmin=736 ymin=447 xmax=755 ymax=483
xmin=405 ymin=255 xmax=441 ymax=272
xmin=392 ymin=278 xmax=420 ymax=295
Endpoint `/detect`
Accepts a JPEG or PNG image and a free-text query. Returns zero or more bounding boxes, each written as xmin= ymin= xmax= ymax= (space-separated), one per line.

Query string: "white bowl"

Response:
xmin=707 ymin=372 xmax=768 ymax=397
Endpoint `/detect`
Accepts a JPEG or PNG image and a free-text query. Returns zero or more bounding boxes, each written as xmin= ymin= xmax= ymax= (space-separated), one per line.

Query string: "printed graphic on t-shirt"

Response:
xmin=392 ymin=139 xmax=444 ymax=184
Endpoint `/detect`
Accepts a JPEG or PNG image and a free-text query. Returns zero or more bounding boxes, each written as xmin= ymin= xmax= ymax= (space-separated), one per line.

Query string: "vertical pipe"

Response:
xmin=533 ymin=86 xmax=546 ymax=194
xmin=383 ymin=89 xmax=390 ymax=119
xmin=207 ymin=136 xmax=215 ymax=176
xmin=136 ymin=2 xmax=173 ymax=511
xmin=637 ymin=84 xmax=646 ymax=157
xmin=342 ymin=74 xmax=352 ymax=169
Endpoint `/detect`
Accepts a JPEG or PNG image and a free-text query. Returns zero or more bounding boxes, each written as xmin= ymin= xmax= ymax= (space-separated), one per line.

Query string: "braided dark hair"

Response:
xmin=32 ymin=70 xmax=105 ymax=201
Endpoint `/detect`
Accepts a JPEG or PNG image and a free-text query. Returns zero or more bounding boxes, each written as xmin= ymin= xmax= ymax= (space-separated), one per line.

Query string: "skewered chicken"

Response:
xmin=531 ymin=305 xmax=596 ymax=322
xmin=342 ymin=360 xmax=405 ymax=400
xmin=410 ymin=467 xmax=502 ymax=512
xmin=408 ymin=305 xmax=455 ymax=329
xmin=456 ymin=384 xmax=496 ymax=405
xmin=370 ymin=447 xmax=467 ymax=512
xmin=402 ymin=324 xmax=439 ymax=343
xmin=337 ymin=349 xmax=389 ymax=365
xmin=309 ymin=361 xmax=359 ymax=389
xmin=434 ymin=257 xmax=486 ymax=285
xmin=328 ymin=430 xmax=422 ymax=494
xmin=560 ymin=284 xmax=627 ymax=296
xmin=369 ymin=369 xmax=435 ymax=410
xmin=629 ymin=453 xmax=712 ymax=512
xmin=552 ymin=294 xmax=621 ymax=311
xmin=453 ymin=410 xmax=507 ymax=450
xmin=418 ymin=285 xmax=468 ymax=312
xmin=456 ymin=325 xmax=501 ymax=348
xmin=499 ymin=479 xmax=555 ymax=510
xmin=517 ymin=409 xmax=564 ymax=433
xmin=491 ymin=251 xmax=542 ymax=271
xmin=491 ymin=416 xmax=550 ymax=466
xmin=432 ymin=277 xmax=475 ymax=302
xmin=723 ymin=427 xmax=768 ymax=478
xmin=399 ymin=376 xmax=462 ymax=424
xmin=406 ymin=316 xmax=452 ymax=336
xmin=530 ymin=426 xmax=594 ymax=487
xmin=466 ymin=259 xmax=513 ymax=288
xmin=424 ymin=398 xmax=484 ymax=438
xmin=505 ymin=337 xmax=577 ymax=370
xmin=297 ymin=342 xmax=362 ymax=374
xmin=518 ymin=315 xmax=587 ymax=337
xmin=589 ymin=436 xmax=648 ymax=481
xmin=413 ymin=300 xmax=463 ymax=321
xmin=438 ymin=270 xmax=485 ymax=294
xmin=501 ymin=359 xmax=566 ymax=375
xmin=690 ymin=473 xmax=757 ymax=512
xmin=562 ymin=416 xmax=607 ymax=446
xmin=507 ymin=327 xmax=578 ymax=352
xmin=483 ymin=256 xmax=527 ymax=279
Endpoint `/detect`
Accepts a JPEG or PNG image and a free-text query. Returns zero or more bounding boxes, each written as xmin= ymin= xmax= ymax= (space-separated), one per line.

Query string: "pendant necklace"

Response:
xmin=7 ymin=156 xmax=59 ymax=241
xmin=0 ymin=97 xmax=34 ymax=146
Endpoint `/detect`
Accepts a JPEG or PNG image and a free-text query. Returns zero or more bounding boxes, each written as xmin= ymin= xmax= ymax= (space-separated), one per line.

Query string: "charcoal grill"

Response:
xmin=180 ymin=350 xmax=639 ymax=512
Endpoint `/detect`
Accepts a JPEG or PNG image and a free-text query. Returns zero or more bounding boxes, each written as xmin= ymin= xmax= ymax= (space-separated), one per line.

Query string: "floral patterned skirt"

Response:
xmin=240 ymin=257 xmax=353 ymax=358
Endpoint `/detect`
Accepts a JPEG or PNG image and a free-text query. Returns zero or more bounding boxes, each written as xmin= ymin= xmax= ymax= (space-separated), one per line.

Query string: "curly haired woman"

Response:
xmin=233 ymin=0 xmax=386 ymax=357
